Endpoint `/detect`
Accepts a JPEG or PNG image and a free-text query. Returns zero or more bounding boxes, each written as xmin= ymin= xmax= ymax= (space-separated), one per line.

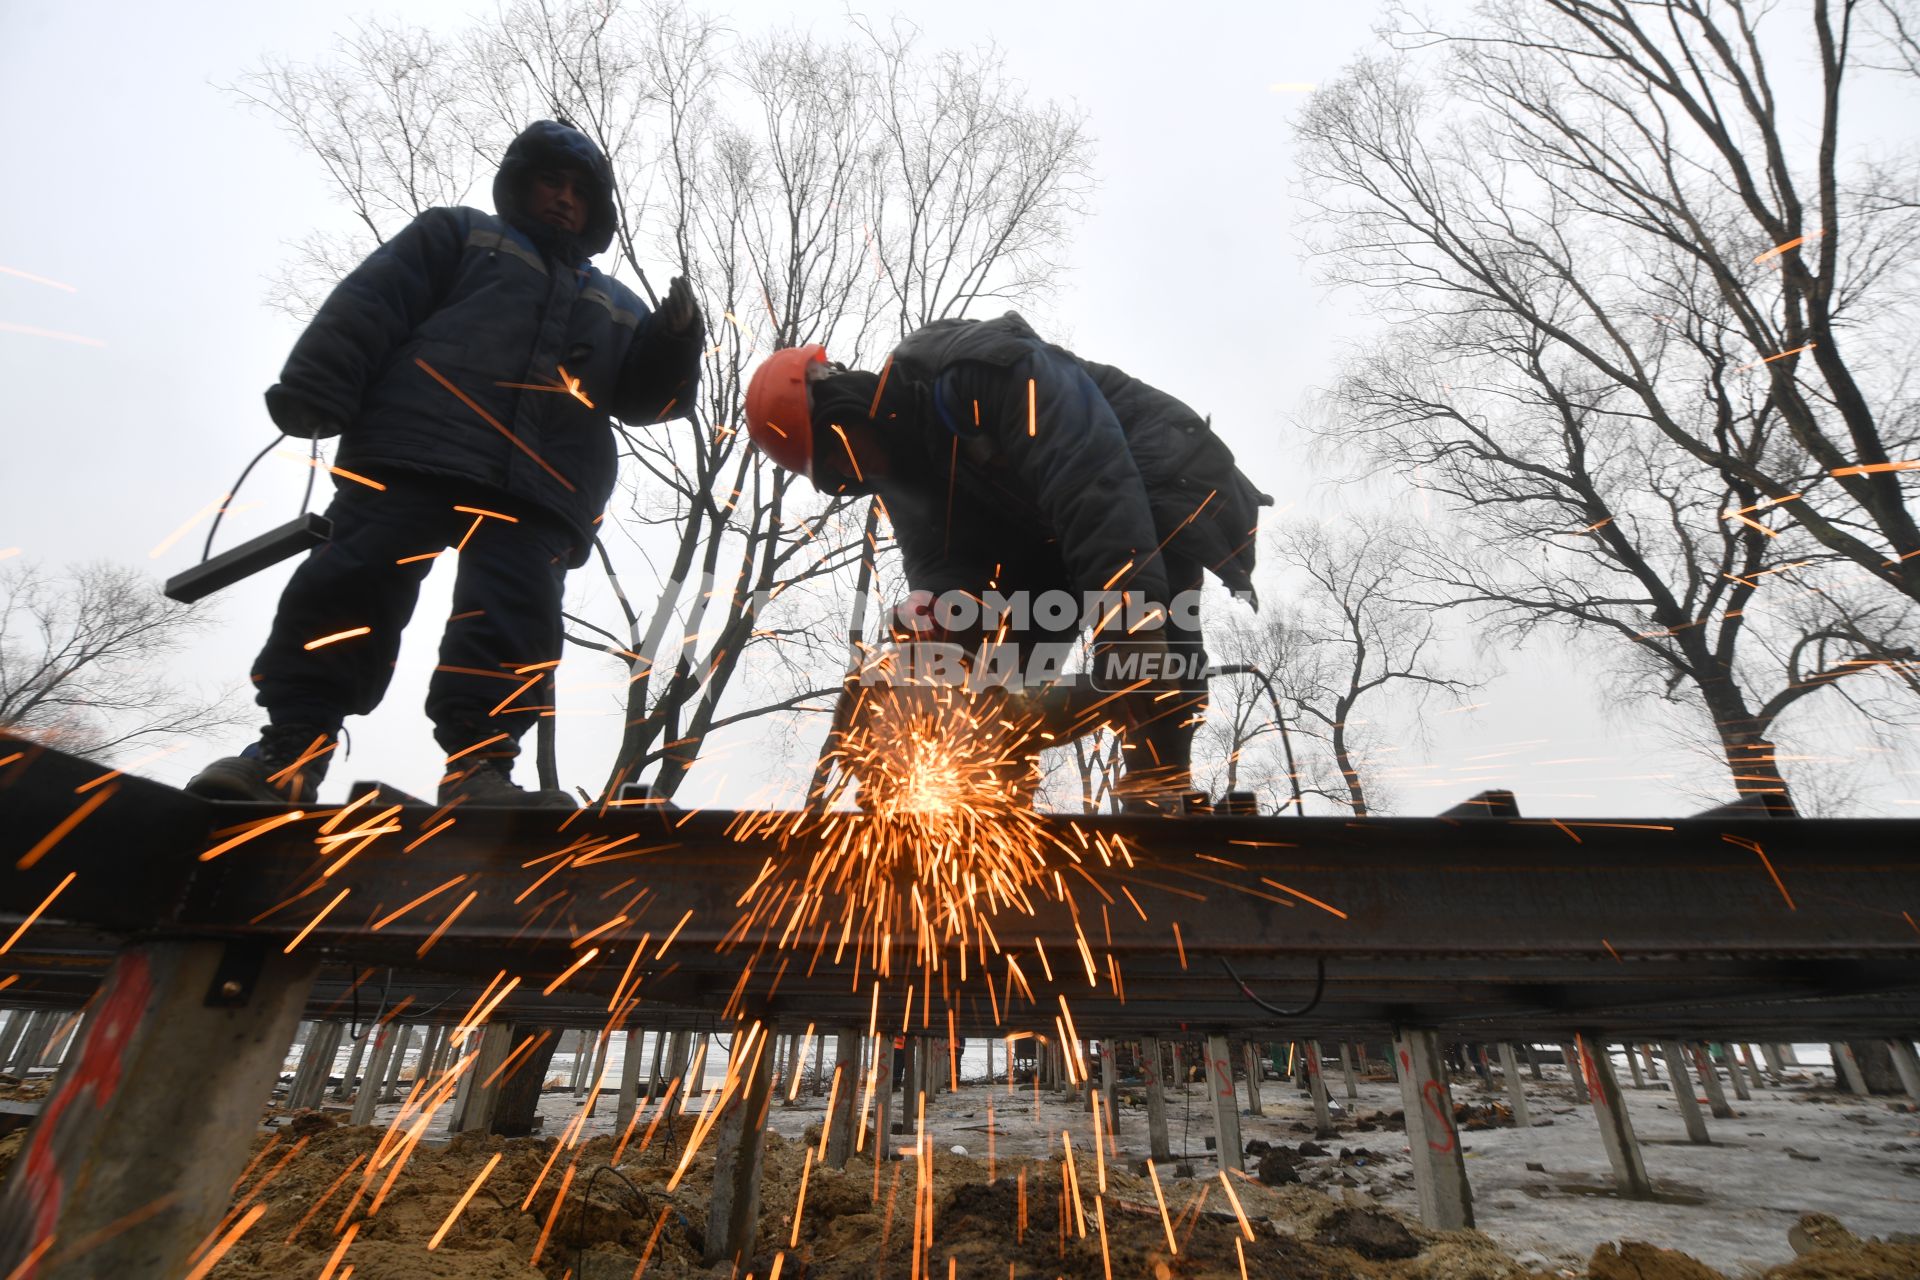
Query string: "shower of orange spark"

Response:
xmin=303 ymin=627 xmax=371 ymax=651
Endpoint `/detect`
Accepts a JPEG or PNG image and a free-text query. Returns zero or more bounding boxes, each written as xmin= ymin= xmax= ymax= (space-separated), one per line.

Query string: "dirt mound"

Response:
xmin=1758 ymin=1212 xmax=1920 ymax=1280
xmin=1587 ymin=1241 xmax=1727 ymax=1280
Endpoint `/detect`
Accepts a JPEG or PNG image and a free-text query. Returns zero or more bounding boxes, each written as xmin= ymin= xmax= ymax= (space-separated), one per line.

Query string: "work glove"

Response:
xmin=264 ymin=385 xmax=345 ymax=440
xmin=658 ymin=275 xmax=703 ymax=339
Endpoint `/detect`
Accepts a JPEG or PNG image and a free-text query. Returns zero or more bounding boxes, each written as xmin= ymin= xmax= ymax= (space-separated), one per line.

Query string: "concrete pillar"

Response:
xmin=1578 ymin=1035 xmax=1652 ymax=1199
xmin=1241 ymin=1041 xmax=1264 ymax=1116
xmin=1561 ymin=1043 xmax=1590 ymax=1103
xmin=334 ymin=1027 xmax=372 ymax=1100
xmin=616 ymin=1028 xmax=645 ymax=1133
xmin=0 ymin=1010 xmax=29 ymax=1069
xmin=871 ymin=1036 xmax=894 ymax=1161
xmin=1779 ymin=1043 xmax=1801 ymax=1066
xmin=667 ymin=1032 xmax=694 ymax=1117
xmin=1392 ymin=1027 xmax=1474 ymax=1230
xmin=1659 ymin=1041 xmax=1711 ymax=1144
xmin=1100 ymin=1041 xmax=1118 ymax=1134
xmin=1692 ymin=1044 xmax=1734 ymax=1118
xmin=381 ymin=1025 xmax=414 ymax=1100
xmin=812 ymin=1030 xmax=827 ymax=1096
xmin=1626 ymin=1047 xmax=1645 ymax=1089
xmin=1640 ymin=1044 xmax=1661 ymax=1082
xmin=583 ymin=1029 xmax=612 ymax=1115
xmin=1498 ymin=1043 xmax=1531 ymax=1128
xmin=567 ymin=1030 xmax=590 ymax=1094
xmin=643 ymin=1028 xmax=666 ymax=1103
xmin=1205 ymin=1033 xmax=1243 ymax=1171
xmin=1737 ymin=1043 xmax=1764 ymax=1092
xmin=1339 ymin=1043 xmax=1359 ymax=1100
xmin=352 ymin=1027 xmax=397 ymax=1125
xmin=1307 ymin=1040 xmax=1334 ymax=1138
xmin=1718 ymin=1044 xmax=1751 ymax=1101
xmin=1827 ymin=1043 xmax=1858 ymax=1090
xmin=0 ymin=941 xmax=312 ymax=1280
xmin=450 ymin=1024 xmax=513 ymax=1134
xmin=283 ymin=1021 xmax=323 ymax=1109
xmin=1760 ymin=1043 xmax=1785 ymax=1077
xmin=1886 ymin=1040 xmax=1920 ymax=1106
xmin=290 ymin=1022 xmax=342 ymax=1111
xmin=1142 ymin=1036 xmax=1171 ymax=1161
xmin=704 ymin=1026 xmax=775 ymax=1268
xmin=1527 ymin=1043 xmax=1542 ymax=1081
xmin=824 ymin=1029 xmax=861 ymax=1169
xmin=9 ymin=1011 xmax=54 ymax=1075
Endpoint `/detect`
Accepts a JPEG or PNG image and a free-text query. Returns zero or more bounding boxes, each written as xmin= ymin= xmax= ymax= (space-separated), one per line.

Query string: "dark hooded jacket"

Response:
xmin=265 ymin=121 xmax=701 ymax=563
xmin=846 ymin=313 xmax=1271 ymax=609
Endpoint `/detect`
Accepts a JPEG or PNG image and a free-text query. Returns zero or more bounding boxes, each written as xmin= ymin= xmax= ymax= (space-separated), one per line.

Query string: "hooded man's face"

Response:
xmin=526 ymin=168 xmax=590 ymax=235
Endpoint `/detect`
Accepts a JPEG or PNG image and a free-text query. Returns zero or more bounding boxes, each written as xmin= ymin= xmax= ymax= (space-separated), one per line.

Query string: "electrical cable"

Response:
xmin=1220 ymin=955 xmax=1327 ymax=1019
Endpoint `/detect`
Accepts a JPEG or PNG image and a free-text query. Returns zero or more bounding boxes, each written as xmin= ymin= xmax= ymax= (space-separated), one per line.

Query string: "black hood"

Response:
xmin=493 ymin=120 xmax=620 ymax=259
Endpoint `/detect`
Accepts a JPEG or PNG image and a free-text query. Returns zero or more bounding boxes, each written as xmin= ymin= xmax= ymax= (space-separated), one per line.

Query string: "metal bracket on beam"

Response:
xmin=202 ymin=940 xmax=269 ymax=1008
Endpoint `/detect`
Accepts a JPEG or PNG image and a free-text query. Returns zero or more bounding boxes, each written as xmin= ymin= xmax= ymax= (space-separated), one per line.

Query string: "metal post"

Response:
xmin=1307 ymin=1039 xmax=1334 ymax=1138
xmin=825 ymin=1029 xmax=860 ymax=1169
xmin=1578 ymin=1035 xmax=1652 ymax=1198
xmin=1339 ymin=1042 xmax=1359 ymax=1100
xmin=1658 ymin=1041 xmax=1711 ymax=1144
xmin=1498 ymin=1043 xmax=1530 ymax=1128
xmin=1392 ymin=1027 xmax=1474 ymax=1230
xmin=704 ymin=1025 xmax=775 ymax=1268
xmin=1205 ymin=1033 xmax=1243 ymax=1172
xmin=0 ymin=941 xmax=313 ymax=1280
xmin=1692 ymin=1044 xmax=1734 ymax=1117
xmin=1142 ymin=1035 xmax=1170 ymax=1161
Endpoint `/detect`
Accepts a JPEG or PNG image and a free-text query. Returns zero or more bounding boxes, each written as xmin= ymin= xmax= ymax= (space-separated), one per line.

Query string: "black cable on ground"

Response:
xmin=1220 ymin=955 xmax=1327 ymax=1019
xmin=569 ymin=1163 xmax=694 ymax=1277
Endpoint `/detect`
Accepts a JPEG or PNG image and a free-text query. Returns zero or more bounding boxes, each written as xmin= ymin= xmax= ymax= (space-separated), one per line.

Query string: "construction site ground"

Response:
xmin=6 ymin=1056 xmax=1917 ymax=1277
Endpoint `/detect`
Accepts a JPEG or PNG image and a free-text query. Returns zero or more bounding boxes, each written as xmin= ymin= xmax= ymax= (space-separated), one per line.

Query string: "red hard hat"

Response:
xmin=745 ymin=345 xmax=828 ymax=477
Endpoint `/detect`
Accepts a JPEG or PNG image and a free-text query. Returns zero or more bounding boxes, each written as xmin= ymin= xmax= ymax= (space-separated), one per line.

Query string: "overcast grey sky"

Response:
xmin=2 ymin=0 xmax=1910 ymax=814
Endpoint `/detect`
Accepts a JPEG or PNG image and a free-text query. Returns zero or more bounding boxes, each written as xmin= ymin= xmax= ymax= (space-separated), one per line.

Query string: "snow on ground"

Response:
xmin=303 ymin=1043 xmax=1920 ymax=1277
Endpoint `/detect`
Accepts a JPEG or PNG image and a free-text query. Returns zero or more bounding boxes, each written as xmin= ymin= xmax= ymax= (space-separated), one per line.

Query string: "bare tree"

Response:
xmin=1269 ymin=521 xmax=1478 ymax=816
xmin=229 ymin=1 xmax=1094 ymax=800
xmin=0 ymin=562 xmax=242 ymax=759
xmin=1295 ymin=4 xmax=1920 ymax=809
xmin=1192 ymin=605 xmax=1308 ymax=813
xmin=1298 ymin=2 xmax=1920 ymax=608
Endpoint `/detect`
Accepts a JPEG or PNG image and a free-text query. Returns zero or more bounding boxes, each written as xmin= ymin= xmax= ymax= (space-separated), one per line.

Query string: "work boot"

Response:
xmin=438 ymin=758 xmax=576 ymax=810
xmin=186 ymin=724 xmax=336 ymax=803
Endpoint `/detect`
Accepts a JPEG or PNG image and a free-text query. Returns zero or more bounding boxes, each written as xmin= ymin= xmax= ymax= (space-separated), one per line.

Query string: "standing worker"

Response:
xmin=189 ymin=120 xmax=703 ymax=809
xmin=744 ymin=313 xmax=1270 ymax=811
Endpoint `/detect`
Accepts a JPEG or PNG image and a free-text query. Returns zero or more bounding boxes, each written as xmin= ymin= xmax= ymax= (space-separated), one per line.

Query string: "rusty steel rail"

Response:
xmin=3 ymin=736 xmax=1918 ymax=1040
